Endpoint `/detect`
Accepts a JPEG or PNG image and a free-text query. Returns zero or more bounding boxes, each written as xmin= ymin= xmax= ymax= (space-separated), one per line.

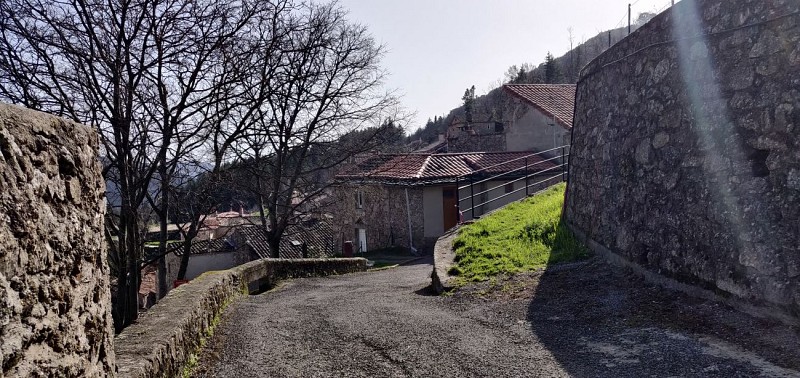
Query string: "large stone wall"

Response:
xmin=0 ymin=104 xmax=114 ymax=375
xmin=567 ymin=0 xmax=800 ymax=319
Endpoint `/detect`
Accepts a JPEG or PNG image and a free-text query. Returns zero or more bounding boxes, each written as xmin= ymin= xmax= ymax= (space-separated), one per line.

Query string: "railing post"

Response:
xmin=561 ymin=146 xmax=566 ymax=182
xmin=525 ymin=157 xmax=529 ymax=196
xmin=455 ymin=177 xmax=461 ymax=224
xmin=470 ymin=174 xmax=475 ymax=219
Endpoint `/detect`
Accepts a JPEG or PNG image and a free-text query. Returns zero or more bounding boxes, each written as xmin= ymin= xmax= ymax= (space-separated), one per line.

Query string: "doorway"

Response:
xmin=442 ymin=186 xmax=457 ymax=231
xmin=356 ymin=228 xmax=367 ymax=253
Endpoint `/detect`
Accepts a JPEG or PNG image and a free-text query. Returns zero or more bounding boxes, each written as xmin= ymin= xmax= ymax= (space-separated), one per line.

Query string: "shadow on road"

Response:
xmin=526 ymin=256 xmax=800 ymax=377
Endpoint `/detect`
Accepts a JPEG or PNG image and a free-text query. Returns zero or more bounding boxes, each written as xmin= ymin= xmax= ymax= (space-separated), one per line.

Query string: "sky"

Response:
xmin=336 ymin=0 xmax=679 ymax=132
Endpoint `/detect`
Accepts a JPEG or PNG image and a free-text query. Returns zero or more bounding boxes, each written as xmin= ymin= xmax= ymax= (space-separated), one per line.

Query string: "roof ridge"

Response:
xmin=416 ymin=155 xmax=432 ymax=178
xmin=432 ymin=151 xmax=532 ymax=156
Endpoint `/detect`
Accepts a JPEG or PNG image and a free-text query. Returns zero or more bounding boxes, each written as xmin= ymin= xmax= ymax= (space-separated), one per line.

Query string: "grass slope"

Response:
xmin=449 ymin=183 xmax=588 ymax=283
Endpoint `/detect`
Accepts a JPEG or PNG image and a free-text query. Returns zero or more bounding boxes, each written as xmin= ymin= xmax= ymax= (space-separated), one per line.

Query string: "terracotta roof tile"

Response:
xmin=338 ymin=151 xmax=558 ymax=182
xmin=504 ymin=84 xmax=576 ymax=129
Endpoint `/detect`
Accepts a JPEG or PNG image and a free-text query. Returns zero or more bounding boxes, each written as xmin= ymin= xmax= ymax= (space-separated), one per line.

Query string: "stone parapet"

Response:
xmin=0 ymin=103 xmax=113 ymax=377
xmin=114 ymin=258 xmax=367 ymax=378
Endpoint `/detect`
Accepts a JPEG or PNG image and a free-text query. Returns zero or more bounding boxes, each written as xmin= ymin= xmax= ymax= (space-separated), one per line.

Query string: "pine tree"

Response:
xmin=544 ymin=52 xmax=561 ymax=84
xmin=462 ymin=85 xmax=476 ymax=124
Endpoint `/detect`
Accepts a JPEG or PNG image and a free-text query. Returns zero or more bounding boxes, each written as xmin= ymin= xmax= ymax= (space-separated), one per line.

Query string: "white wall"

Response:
xmin=423 ymin=186 xmax=445 ymax=237
xmin=184 ymin=252 xmax=241 ymax=280
xmin=422 ymin=180 xmax=532 ymax=238
xmin=506 ymin=106 xmax=569 ymax=155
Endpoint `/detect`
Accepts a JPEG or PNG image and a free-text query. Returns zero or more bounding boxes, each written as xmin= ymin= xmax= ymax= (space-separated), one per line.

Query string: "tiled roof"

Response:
xmin=280 ymin=219 xmax=336 ymax=259
xmin=237 ymin=226 xmax=271 ymax=259
xmin=337 ymin=151 xmax=558 ymax=183
xmin=413 ymin=140 xmax=447 ymax=153
xmin=504 ymin=84 xmax=576 ymax=129
xmin=236 ymin=220 xmax=336 ymax=259
xmin=188 ymin=238 xmax=236 ymax=255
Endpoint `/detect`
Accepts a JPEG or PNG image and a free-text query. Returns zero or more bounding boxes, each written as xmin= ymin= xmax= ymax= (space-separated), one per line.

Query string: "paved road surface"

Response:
xmin=196 ymin=258 xmax=800 ymax=377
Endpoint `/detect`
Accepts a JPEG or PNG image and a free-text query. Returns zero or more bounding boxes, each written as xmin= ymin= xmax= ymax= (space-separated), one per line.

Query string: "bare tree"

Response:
xmin=0 ymin=0 xmax=269 ymax=331
xmin=230 ymin=1 xmax=401 ymax=258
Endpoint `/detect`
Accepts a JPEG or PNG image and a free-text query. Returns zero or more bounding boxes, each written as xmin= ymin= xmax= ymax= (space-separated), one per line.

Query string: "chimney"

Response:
xmin=239 ymin=205 xmax=244 ymax=217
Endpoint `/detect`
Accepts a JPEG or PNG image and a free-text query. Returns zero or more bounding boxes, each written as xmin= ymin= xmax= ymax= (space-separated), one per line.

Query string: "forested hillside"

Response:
xmin=408 ymin=19 xmax=653 ymax=144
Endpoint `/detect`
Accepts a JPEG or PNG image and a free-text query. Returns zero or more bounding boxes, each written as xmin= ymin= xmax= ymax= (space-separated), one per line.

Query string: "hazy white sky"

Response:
xmin=337 ymin=0 xmax=679 ymax=132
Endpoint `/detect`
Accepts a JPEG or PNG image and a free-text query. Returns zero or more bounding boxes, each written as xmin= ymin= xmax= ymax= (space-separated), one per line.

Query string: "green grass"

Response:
xmin=449 ymin=183 xmax=588 ymax=283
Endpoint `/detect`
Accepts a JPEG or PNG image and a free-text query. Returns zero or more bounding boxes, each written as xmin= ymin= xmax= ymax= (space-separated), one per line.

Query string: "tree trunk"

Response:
xmin=177 ymin=223 xmax=199 ymax=280
xmin=156 ymin=167 xmax=170 ymax=298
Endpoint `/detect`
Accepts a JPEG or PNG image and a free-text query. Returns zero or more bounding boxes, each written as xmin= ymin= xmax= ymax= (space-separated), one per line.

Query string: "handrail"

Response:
xmin=460 ymin=175 xmax=564 ymax=213
xmin=456 ymin=144 xmax=570 ymax=180
xmin=462 ymin=160 xmax=568 ymax=200
xmin=457 ymin=153 xmax=569 ymax=191
xmin=455 ymin=145 xmax=570 ymax=219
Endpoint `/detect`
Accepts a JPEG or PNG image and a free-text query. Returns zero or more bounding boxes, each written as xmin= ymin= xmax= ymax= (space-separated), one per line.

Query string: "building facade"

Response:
xmin=333 ymin=151 xmax=561 ymax=253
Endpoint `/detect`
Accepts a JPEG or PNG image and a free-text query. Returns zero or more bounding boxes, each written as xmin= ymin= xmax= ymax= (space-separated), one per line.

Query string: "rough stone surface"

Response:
xmin=114 ymin=257 xmax=367 ymax=378
xmin=567 ymin=0 xmax=800 ymax=320
xmin=330 ymin=184 xmax=426 ymax=251
xmin=0 ymin=103 xmax=113 ymax=376
xmin=431 ymin=227 xmax=460 ymax=294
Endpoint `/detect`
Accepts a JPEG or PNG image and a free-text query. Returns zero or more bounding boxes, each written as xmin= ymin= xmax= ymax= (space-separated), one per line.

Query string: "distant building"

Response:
xmin=443 ymin=84 xmax=576 ymax=155
xmin=503 ymin=84 xmax=575 ymax=156
xmin=332 ymin=151 xmax=560 ymax=253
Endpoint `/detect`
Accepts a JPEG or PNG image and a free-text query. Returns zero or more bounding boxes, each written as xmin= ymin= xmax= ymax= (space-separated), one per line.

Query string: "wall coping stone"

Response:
xmin=114 ymin=258 xmax=367 ymax=378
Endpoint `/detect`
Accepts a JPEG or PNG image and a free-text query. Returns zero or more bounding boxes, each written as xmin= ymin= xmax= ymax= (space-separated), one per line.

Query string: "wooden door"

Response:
xmin=442 ymin=186 xmax=457 ymax=231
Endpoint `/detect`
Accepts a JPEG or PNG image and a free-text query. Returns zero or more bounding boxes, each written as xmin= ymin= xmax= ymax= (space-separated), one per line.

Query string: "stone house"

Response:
xmin=332 ymin=151 xmax=560 ymax=253
xmin=445 ymin=84 xmax=576 ymax=155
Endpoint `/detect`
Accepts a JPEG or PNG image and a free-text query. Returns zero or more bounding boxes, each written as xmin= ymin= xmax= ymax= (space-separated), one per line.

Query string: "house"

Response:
xmin=502 ymin=84 xmax=575 ymax=156
xmin=443 ymin=84 xmax=576 ymax=155
xmin=332 ymin=151 xmax=561 ymax=253
xmin=232 ymin=219 xmax=337 ymax=259
xmin=161 ymin=217 xmax=336 ymax=284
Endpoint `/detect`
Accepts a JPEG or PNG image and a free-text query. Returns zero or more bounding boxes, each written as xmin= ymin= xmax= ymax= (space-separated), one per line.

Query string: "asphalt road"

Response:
xmin=196 ymin=258 xmax=800 ymax=377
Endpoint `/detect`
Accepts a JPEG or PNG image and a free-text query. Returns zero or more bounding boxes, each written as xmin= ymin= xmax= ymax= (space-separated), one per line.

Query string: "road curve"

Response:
xmin=196 ymin=258 xmax=800 ymax=378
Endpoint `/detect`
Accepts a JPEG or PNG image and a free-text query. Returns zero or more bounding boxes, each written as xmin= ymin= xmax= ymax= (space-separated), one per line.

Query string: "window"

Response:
xmin=355 ymin=189 xmax=364 ymax=209
xmin=494 ymin=121 xmax=504 ymax=133
xmin=504 ymin=183 xmax=514 ymax=194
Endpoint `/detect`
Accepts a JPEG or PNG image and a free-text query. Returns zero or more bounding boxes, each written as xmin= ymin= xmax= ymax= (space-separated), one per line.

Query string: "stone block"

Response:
xmin=0 ymin=103 xmax=113 ymax=377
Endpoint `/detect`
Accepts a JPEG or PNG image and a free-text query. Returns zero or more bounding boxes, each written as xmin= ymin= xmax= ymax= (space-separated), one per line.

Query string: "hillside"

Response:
xmin=407 ymin=24 xmax=637 ymax=145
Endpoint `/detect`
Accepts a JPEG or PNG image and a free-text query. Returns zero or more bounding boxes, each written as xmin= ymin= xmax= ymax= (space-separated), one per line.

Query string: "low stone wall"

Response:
xmin=431 ymin=227 xmax=460 ymax=294
xmin=567 ymin=0 xmax=800 ymax=320
xmin=114 ymin=258 xmax=367 ymax=378
xmin=0 ymin=103 xmax=113 ymax=377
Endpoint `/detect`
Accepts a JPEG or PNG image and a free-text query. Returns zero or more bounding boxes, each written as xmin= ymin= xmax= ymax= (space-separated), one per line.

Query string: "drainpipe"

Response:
xmin=404 ymin=188 xmax=418 ymax=255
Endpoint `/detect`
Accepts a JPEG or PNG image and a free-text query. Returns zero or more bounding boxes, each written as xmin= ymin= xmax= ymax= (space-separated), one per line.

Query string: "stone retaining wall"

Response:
xmin=566 ymin=0 xmax=800 ymax=319
xmin=0 ymin=104 xmax=113 ymax=376
xmin=431 ymin=227 xmax=460 ymax=294
xmin=114 ymin=258 xmax=367 ymax=378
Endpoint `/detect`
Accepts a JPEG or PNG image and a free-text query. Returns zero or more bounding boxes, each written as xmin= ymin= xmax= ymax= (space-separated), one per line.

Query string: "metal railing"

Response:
xmin=455 ymin=145 xmax=570 ymax=222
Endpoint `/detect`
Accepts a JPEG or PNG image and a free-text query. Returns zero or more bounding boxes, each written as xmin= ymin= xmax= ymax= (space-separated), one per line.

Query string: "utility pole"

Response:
xmin=608 ymin=31 xmax=611 ymax=47
xmin=628 ymin=3 xmax=631 ymax=35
